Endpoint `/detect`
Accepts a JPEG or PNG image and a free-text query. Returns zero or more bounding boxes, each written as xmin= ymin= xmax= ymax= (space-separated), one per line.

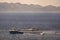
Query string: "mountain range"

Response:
xmin=0 ymin=2 xmax=60 ymax=13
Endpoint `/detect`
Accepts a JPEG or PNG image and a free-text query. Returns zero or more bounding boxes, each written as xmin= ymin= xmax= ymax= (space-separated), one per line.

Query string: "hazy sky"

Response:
xmin=0 ymin=0 xmax=60 ymax=6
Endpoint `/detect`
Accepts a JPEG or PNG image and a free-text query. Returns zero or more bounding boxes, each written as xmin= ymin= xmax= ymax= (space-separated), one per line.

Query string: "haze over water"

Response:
xmin=0 ymin=13 xmax=60 ymax=30
xmin=0 ymin=13 xmax=60 ymax=40
xmin=0 ymin=0 xmax=60 ymax=40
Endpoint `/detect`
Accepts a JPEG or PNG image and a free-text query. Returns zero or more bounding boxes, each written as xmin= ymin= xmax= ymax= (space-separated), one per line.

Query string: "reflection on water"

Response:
xmin=0 ymin=13 xmax=60 ymax=30
xmin=0 ymin=13 xmax=60 ymax=40
xmin=0 ymin=31 xmax=60 ymax=40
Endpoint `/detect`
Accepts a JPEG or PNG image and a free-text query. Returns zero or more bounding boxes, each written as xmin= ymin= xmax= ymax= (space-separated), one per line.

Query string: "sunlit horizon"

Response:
xmin=0 ymin=0 xmax=60 ymax=6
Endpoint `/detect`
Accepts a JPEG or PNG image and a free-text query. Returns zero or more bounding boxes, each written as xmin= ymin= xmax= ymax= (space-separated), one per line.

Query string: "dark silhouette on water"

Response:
xmin=9 ymin=31 xmax=24 ymax=34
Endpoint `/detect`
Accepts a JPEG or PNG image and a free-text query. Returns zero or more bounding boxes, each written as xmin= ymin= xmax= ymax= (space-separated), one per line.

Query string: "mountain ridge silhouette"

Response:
xmin=0 ymin=2 xmax=60 ymax=12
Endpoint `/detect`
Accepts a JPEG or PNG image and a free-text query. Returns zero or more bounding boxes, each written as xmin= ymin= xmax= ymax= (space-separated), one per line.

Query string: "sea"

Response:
xmin=0 ymin=13 xmax=60 ymax=40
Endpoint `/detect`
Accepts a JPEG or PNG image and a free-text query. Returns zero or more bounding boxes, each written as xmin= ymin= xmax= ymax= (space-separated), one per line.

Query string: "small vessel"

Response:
xmin=9 ymin=30 xmax=23 ymax=34
xmin=9 ymin=26 xmax=24 ymax=34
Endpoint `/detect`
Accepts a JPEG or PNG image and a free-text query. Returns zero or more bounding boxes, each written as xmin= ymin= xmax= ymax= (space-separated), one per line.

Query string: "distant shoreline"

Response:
xmin=0 ymin=11 xmax=60 ymax=13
